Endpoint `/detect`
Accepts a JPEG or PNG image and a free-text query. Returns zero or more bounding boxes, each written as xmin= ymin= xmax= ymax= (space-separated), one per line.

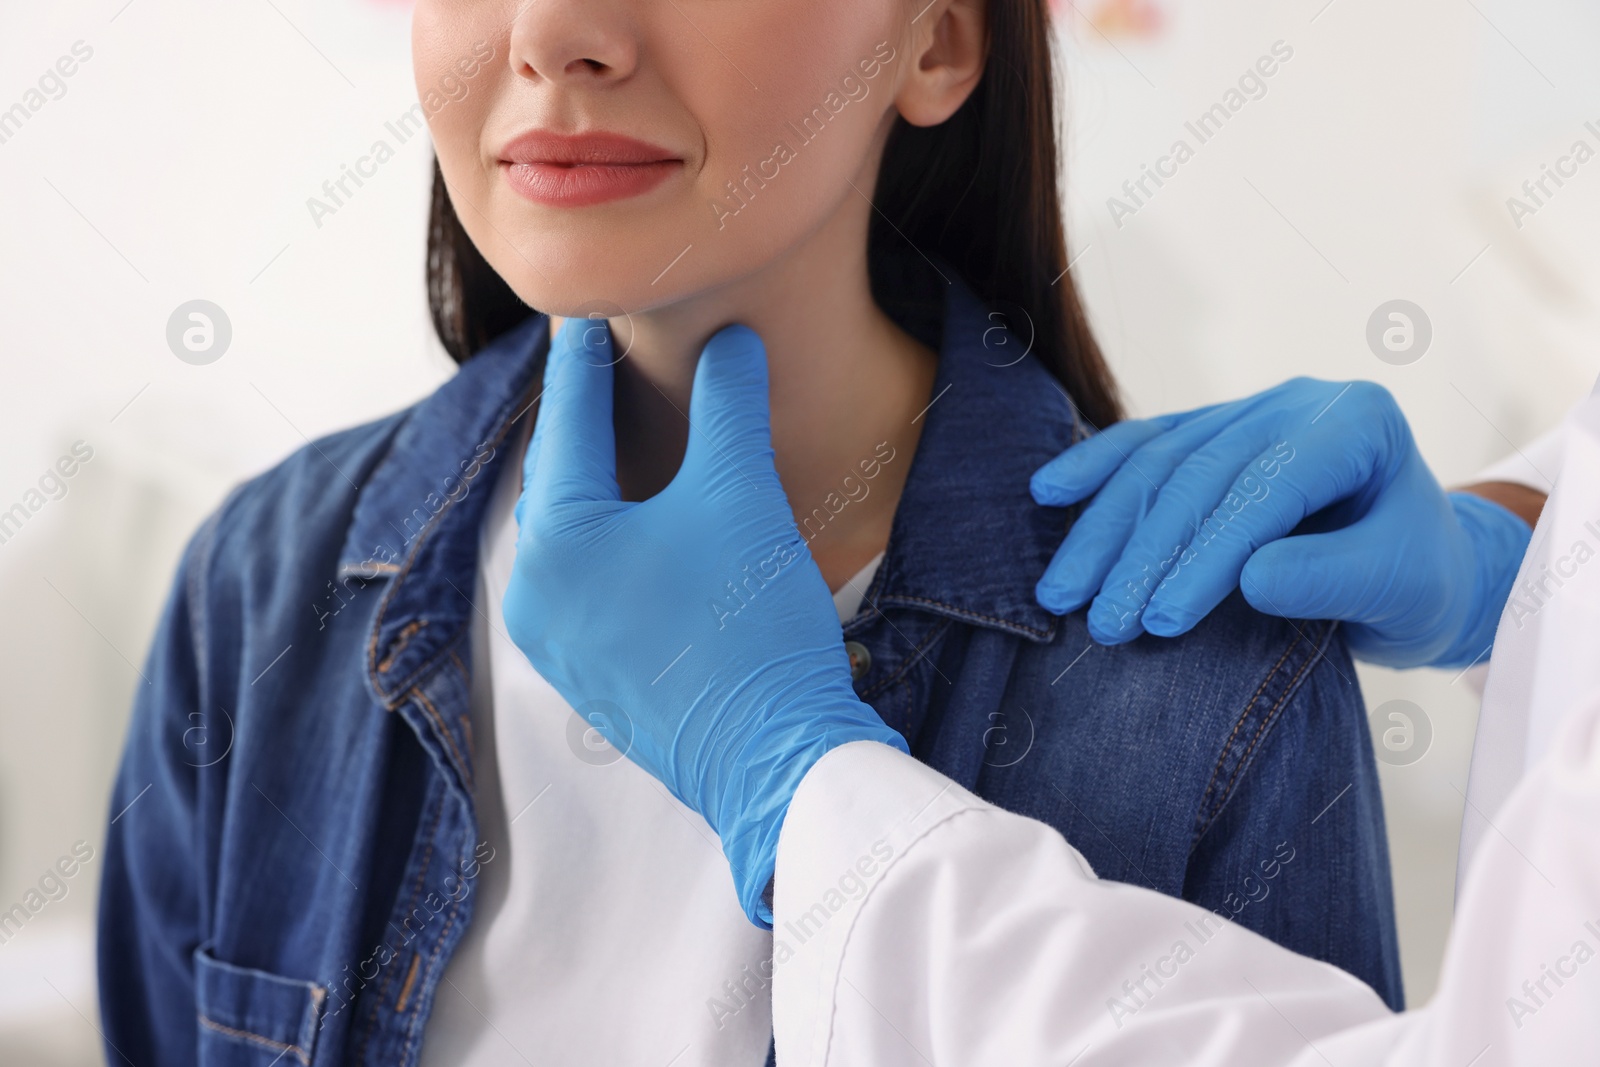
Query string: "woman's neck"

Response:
xmin=559 ymin=198 xmax=937 ymax=593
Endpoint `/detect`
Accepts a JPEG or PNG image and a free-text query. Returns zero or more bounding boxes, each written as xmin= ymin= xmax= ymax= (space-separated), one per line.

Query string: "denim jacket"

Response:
xmin=99 ymin=270 xmax=1401 ymax=1067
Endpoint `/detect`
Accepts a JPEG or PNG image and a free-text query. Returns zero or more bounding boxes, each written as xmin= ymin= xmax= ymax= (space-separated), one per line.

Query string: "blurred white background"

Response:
xmin=0 ymin=0 xmax=1595 ymax=1060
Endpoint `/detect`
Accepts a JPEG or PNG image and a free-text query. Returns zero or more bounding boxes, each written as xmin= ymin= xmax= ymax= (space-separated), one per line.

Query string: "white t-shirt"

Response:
xmin=418 ymin=444 xmax=881 ymax=1067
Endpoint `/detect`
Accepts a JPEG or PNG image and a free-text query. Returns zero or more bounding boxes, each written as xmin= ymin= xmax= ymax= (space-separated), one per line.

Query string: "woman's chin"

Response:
xmin=502 ymin=248 xmax=734 ymax=320
xmin=515 ymin=278 xmax=682 ymax=320
xmin=465 ymin=178 xmax=823 ymax=319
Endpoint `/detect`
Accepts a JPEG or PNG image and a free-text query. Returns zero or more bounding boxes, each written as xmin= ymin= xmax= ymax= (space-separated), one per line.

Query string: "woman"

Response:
xmin=98 ymin=2 xmax=1399 ymax=1064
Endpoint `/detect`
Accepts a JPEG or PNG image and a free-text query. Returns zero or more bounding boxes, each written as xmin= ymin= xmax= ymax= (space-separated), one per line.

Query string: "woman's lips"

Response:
xmin=499 ymin=130 xmax=683 ymax=208
xmin=501 ymin=159 xmax=681 ymax=207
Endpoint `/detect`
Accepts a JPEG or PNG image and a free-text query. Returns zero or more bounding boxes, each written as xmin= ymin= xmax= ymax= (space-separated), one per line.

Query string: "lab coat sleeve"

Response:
xmin=772 ymin=725 xmax=1600 ymax=1066
xmin=1473 ymin=422 xmax=1564 ymax=493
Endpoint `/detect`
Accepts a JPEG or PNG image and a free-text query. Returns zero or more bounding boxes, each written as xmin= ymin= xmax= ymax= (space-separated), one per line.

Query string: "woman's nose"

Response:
xmin=508 ymin=0 xmax=640 ymax=85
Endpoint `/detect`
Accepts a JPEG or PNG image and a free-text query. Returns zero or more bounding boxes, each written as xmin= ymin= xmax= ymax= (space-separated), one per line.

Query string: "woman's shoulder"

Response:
xmin=1003 ymin=592 xmax=1362 ymax=847
xmin=131 ymin=404 xmax=424 ymax=729
xmin=205 ymin=408 xmax=414 ymax=572
xmin=1020 ymin=591 xmax=1355 ymax=727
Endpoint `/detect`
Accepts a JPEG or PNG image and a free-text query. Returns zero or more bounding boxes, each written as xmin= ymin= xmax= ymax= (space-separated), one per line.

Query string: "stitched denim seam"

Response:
xmin=393 ymin=954 xmax=422 ymax=1015
xmin=1193 ymin=635 xmax=1299 ymax=824
xmin=199 ymin=1014 xmax=310 ymax=1066
xmin=362 ymin=376 xmax=530 ymax=1055
xmin=353 ymin=790 xmax=445 ymax=1063
xmin=399 ymin=869 xmax=465 ymax=1063
xmin=300 ymin=987 xmax=327 ymax=1061
xmin=1200 ymin=638 xmax=1323 ymax=842
xmin=364 ymin=399 xmax=529 ymax=704
xmin=861 ymin=618 xmax=952 ymax=700
xmin=1192 ymin=622 xmax=1333 ymax=847
xmin=876 ymin=594 xmax=1054 ymax=642
xmin=448 ymin=642 xmax=474 ymax=766
xmin=376 ymin=620 xmax=428 ymax=675
xmin=414 ymin=689 xmax=472 ymax=793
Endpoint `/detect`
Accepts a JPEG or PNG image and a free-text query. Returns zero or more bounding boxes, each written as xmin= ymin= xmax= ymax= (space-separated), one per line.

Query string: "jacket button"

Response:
xmin=844 ymin=641 xmax=872 ymax=681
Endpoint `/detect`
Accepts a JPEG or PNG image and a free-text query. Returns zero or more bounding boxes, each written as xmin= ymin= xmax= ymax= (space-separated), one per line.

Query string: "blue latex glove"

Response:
xmin=502 ymin=318 xmax=908 ymax=927
xmin=1031 ymin=378 xmax=1533 ymax=669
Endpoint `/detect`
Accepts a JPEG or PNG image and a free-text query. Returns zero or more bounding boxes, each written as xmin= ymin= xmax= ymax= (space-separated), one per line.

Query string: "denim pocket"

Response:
xmin=194 ymin=945 xmax=326 ymax=1067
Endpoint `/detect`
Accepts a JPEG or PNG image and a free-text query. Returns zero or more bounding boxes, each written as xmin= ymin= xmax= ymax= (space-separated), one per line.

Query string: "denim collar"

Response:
xmin=341 ymin=271 xmax=1081 ymax=701
xmin=337 ymin=313 xmax=549 ymax=706
xmin=867 ymin=272 xmax=1078 ymax=644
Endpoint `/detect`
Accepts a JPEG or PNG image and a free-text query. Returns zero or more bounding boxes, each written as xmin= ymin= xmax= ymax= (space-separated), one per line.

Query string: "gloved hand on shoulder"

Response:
xmin=1030 ymin=377 xmax=1534 ymax=669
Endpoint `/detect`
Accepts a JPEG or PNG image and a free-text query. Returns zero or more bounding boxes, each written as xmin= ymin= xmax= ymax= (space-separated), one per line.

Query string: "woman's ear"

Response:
xmin=895 ymin=0 xmax=988 ymax=128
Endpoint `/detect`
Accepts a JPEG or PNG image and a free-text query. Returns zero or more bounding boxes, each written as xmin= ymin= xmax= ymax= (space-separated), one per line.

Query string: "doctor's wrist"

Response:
xmin=1460 ymin=480 xmax=1547 ymax=530
xmin=718 ymin=694 xmax=908 ymax=929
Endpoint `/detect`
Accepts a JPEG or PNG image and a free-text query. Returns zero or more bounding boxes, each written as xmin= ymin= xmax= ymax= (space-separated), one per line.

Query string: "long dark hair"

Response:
xmin=426 ymin=1 xmax=1122 ymax=431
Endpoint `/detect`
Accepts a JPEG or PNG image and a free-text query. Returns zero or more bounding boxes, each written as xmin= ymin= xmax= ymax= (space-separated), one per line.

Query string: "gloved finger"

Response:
xmin=1036 ymin=470 xmax=1159 ymax=616
xmin=1036 ymin=406 xmax=1249 ymax=617
xmin=676 ymin=324 xmax=784 ymax=498
xmin=1238 ymin=457 xmax=1450 ymax=628
xmin=1140 ymin=430 xmax=1383 ymax=635
xmin=515 ymin=321 xmax=561 ymax=531
xmin=523 ymin=316 xmax=621 ymax=514
xmin=1030 ymin=400 xmax=1230 ymax=506
xmin=1107 ymin=425 xmax=1311 ymax=637
xmin=1238 ymin=524 xmax=1388 ymax=623
xmin=1086 ymin=426 xmax=1274 ymax=639
xmin=1029 ymin=418 xmax=1171 ymax=507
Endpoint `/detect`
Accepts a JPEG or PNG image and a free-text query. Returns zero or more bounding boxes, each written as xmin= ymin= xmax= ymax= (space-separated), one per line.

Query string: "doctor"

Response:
xmin=504 ymin=320 xmax=1595 ymax=1065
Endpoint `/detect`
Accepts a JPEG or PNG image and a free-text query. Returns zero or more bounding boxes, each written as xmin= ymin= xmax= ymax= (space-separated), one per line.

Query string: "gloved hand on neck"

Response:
xmin=502 ymin=317 xmax=908 ymax=927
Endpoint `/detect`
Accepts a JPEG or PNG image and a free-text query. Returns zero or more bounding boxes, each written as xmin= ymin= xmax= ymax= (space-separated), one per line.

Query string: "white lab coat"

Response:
xmin=1462 ymin=379 xmax=1600 ymax=878
xmin=768 ymin=391 xmax=1600 ymax=1066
